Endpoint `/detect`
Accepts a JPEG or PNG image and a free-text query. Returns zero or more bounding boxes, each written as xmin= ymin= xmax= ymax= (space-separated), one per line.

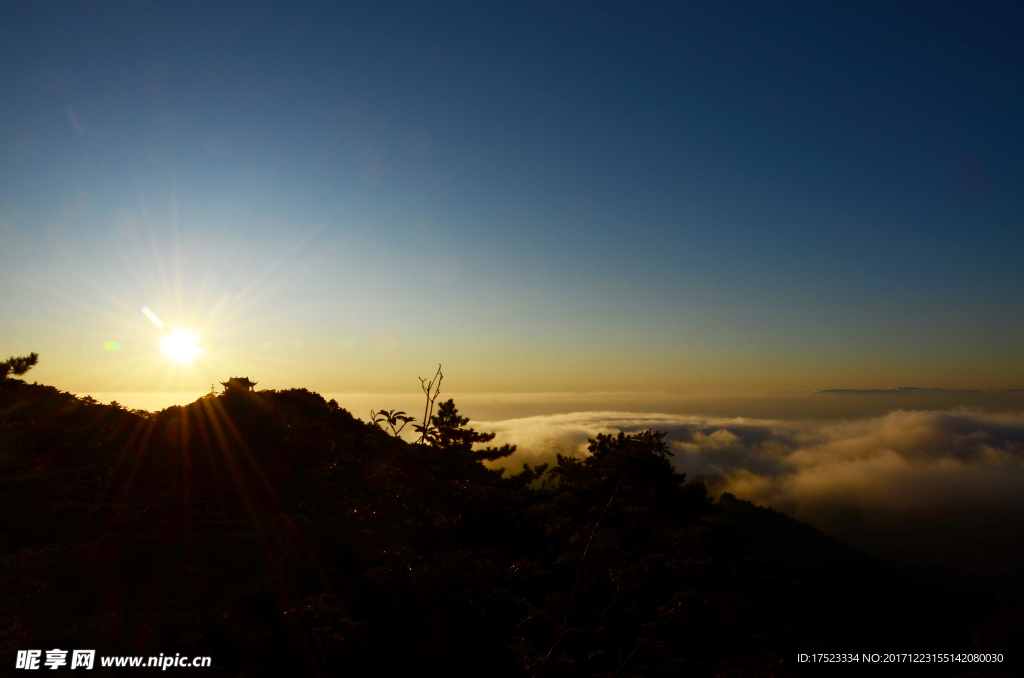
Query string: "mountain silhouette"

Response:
xmin=1 ymin=373 xmax=1020 ymax=677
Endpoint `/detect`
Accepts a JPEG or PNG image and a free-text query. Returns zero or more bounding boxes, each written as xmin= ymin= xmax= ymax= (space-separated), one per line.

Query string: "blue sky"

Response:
xmin=2 ymin=1 xmax=1023 ymax=395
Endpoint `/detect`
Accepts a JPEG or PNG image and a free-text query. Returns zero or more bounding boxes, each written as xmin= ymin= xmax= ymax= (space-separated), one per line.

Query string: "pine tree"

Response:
xmin=0 ymin=352 xmax=39 ymax=381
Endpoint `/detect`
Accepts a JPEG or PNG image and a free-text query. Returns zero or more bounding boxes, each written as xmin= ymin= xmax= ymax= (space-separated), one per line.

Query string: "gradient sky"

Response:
xmin=2 ymin=1 xmax=1023 ymax=397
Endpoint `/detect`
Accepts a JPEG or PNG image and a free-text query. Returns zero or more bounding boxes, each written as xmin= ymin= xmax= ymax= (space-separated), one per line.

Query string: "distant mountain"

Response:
xmin=814 ymin=387 xmax=983 ymax=393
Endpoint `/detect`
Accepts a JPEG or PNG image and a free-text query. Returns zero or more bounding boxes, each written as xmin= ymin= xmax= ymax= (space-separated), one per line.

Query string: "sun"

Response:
xmin=160 ymin=328 xmax=202 ymax=364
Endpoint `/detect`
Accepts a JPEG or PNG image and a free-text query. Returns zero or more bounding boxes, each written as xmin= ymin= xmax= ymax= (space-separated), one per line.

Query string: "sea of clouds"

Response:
xmin=475 ymin=409 xmax=1024 ymax=576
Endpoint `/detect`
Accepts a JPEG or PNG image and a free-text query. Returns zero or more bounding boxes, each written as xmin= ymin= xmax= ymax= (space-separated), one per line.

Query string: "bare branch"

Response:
xmin=416 ymin=364 xmax=443 ymax=444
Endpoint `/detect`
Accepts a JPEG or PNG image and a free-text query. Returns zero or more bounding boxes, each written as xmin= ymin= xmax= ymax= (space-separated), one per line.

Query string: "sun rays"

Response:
xmin=160 ymin=328 xmax=202 ymax=365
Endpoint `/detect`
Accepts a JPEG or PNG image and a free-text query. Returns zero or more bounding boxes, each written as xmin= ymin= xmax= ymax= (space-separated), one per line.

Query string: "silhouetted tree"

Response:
xmin=0 ymin=352 xmax=38 ymax=381
xmin=428 ymin=398 xmax=494 ymax=449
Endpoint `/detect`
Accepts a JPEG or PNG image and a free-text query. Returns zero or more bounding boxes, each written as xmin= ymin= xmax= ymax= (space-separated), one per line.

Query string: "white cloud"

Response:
xmin=475 ymin=409 xmax=1024 ymax=574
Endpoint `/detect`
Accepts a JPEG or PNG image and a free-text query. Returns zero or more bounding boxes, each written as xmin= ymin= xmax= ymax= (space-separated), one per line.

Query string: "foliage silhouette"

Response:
xmin=0 ymin=352 xmax=39 ymax=380
xmin=0 ymin=361 xmax=1018 ymax=677
xmin=370 ymin=408 xmax=416 ymax=437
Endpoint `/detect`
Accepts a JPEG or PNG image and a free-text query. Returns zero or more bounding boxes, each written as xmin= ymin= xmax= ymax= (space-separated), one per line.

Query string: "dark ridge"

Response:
xmin=715 ymin=492 xmax=867 ymax=565
xmin=1 ymin=377 xmax=1021 ymax=677
xmin=715 ymin=493 xmax=1020 ymax=596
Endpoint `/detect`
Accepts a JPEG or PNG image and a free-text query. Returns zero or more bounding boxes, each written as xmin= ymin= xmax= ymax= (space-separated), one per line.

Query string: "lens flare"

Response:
xmin=141 ymin=305 xmax=165 ymax=330
xmin=160 ymin=328 xmax=201 ymax=364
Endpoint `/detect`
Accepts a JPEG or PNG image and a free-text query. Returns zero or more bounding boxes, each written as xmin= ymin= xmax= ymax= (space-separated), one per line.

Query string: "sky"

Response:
xmin=2 ymin=0 xmax=1024 ymax=399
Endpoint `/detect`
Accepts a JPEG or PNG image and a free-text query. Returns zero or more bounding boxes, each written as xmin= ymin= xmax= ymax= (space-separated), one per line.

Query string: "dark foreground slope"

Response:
xmin=0 ymin=380 xmax=1020 ymax=677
